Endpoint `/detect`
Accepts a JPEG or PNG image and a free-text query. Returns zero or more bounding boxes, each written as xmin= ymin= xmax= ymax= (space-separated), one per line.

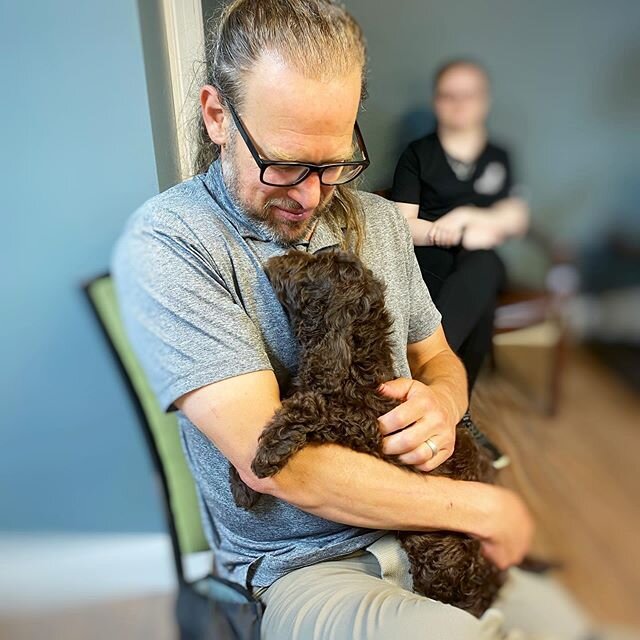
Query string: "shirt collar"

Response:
xmin=203 ymin=160 xmax=343 ymax=253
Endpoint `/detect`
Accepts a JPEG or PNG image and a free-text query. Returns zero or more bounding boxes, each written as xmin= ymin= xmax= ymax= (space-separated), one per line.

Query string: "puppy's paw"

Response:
xmin=251 ymin=452 xmax=284 ymax=479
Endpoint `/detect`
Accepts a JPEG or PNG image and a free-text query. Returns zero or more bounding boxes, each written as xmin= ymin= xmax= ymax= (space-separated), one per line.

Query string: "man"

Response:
xmin=392 ymin=60 xmax=530 ymax=392
xmin=113 ymin=1 xmax=590 ymax=637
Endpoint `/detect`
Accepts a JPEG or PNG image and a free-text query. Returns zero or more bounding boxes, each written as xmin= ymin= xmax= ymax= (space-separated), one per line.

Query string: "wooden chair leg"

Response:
xmin=546 ymin=325 xmax=567 ymax=417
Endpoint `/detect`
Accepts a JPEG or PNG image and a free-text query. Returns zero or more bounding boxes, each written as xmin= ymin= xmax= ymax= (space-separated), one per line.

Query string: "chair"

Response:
xmin=84 ymin=274 xmax=263 ymax=640
xmin=373 ymin=190 xmax=572 ymax=415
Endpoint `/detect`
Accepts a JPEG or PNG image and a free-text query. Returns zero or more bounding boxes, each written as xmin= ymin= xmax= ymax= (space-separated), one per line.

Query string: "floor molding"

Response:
xmin=0 ymin=533 xmax=210 ymax=614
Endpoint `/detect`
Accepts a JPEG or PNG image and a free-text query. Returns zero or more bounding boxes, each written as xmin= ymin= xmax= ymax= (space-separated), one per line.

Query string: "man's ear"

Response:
xmin=200 ymin=84 xmax=228 ymax=146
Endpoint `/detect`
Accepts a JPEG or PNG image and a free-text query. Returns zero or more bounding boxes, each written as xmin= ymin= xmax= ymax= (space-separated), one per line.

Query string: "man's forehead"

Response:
xmin=239 ymin=54 xmax=362 ymax=161
xmin=242 ymin=54 xmax=361 ymax=124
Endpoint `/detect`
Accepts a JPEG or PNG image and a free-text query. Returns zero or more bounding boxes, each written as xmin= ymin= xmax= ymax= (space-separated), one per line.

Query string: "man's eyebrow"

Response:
xmin=265 ymin=142 xmax=358 ymax=164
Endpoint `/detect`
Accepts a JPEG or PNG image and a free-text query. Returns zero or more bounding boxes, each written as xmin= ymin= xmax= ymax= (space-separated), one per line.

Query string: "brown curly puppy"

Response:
xmin=229 ymin=248 xmax=504 ymax=617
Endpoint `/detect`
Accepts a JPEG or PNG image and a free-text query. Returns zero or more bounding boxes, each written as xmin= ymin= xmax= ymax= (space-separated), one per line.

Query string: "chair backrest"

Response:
xmin=84 ymin=274 xmax=209 ymax=582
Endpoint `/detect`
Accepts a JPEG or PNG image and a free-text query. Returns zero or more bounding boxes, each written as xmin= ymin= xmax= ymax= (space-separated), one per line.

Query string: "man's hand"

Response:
xmin=376 ymin=377 xmax=458 ymax=472
xmin=427 ymin=207 xmax=473 ymax=247
xmin=476 ymin=487 xmax=535 ymax=570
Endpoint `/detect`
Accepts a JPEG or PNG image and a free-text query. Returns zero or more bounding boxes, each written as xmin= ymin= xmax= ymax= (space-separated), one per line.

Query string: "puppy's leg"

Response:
xmin=252 ymin=392 xmax=327 ymax=478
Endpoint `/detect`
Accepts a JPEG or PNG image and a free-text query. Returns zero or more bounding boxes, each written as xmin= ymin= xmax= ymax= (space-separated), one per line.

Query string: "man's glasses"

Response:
xmin=226 ymin=103 xmax=370 ymax=187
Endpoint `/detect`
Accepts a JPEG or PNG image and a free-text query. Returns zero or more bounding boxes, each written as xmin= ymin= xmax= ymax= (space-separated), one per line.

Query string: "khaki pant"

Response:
xmin=256 ymin=534 xmax=593 ymax=640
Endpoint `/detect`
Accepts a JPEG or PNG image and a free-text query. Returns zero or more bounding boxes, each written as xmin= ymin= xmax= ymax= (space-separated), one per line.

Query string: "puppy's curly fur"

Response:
xmin=229 ymin=249 xmax=504 ymax=617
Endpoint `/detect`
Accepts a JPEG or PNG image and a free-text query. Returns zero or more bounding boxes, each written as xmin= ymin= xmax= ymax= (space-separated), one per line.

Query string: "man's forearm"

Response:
xmin=263 ymin=441 xmax=496 ymax=537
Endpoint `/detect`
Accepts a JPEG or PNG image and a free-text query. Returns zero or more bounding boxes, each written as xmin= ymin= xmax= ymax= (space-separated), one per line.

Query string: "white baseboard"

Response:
xmin=0 ymin=533 xmax=211 ymax=615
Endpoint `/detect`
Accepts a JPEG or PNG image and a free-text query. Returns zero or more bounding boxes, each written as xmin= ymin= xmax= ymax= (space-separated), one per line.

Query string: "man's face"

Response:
xmin=220 ymin=54 xmax=362 ymax=245
xmin=433 ymin=65 xmax=490 ymax=131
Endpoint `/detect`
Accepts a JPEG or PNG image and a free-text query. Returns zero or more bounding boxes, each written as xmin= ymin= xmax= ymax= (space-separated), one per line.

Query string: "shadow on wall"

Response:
xmin=601 ymin=42 xmax=640 ymax=120
xmin=391 ymin=108 xmax=436 ymax=165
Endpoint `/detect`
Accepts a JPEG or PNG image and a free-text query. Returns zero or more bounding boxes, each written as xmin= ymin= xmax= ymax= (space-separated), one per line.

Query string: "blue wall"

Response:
xmin=1 ymin=1 xmax=164 ymax=531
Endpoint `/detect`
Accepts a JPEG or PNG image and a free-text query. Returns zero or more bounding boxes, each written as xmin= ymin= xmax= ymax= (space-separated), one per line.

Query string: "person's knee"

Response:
xmin=463 ymin=249 xmax=506 ymax=291
xmin=468 ymin=248 xmax=504 ymax=271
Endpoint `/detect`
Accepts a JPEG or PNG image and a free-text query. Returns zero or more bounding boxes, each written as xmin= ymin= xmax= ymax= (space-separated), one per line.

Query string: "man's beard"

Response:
xmin=221 ymin=144 xmax=334 ymax=245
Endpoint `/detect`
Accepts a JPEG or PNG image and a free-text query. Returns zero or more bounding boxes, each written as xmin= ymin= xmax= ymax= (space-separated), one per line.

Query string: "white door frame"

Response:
xmin=161 ymin=0 xmax=206 ymax=180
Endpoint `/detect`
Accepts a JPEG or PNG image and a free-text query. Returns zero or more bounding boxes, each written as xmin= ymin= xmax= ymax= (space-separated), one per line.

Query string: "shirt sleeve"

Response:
xmin=111 ymin=211 xmax=273 ymax=411
xmin=391 ymin=145 xmax=422 ymax=205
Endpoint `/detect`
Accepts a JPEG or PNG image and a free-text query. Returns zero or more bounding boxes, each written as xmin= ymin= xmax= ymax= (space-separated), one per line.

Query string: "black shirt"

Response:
xmin=391 ymin=132 xmax=514 ymax=222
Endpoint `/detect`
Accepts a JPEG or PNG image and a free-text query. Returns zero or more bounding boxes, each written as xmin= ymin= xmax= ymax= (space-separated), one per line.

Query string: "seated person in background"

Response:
xmin=392 ymin=59 xmax=529 ymax=393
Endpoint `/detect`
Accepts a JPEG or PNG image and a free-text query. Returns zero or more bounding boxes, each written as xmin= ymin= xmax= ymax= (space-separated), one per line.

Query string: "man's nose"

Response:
xmin=287 ymin=172 xmax=323 ymax=210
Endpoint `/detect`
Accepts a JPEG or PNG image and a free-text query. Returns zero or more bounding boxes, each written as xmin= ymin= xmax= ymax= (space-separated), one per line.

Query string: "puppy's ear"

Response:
xmin=265 ymin=250 xmax=313 ymax=311
xmin=317 ymin=330 xmax=352 ymax=382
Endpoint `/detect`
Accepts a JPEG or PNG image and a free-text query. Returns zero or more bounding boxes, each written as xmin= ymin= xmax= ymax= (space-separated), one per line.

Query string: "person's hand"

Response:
xmin=428 ymin=207 xmax=472 ymax=247
xmin=376 ymin=378 xmax=458 ymax=472
xmin=461 ymin=221 xmax=503 ymax=250
xmin=420 ymin=220 xmax=436 ymax=245
xmin=476 ymin=487 xmax=535 ymax=570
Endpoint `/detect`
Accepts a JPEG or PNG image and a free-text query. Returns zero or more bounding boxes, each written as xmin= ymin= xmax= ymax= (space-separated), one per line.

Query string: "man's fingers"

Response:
xmin=383 ymin=421 xmax=455 ymax=463
xmin=377 ymin=377 xmax=458 ymax=469
xmin=377 ymin=389 xmax=437 ymax=436
xmin=480 ymin=541 xmax=523 ymax=571
xmin=378 ymin=401 xmax=427 ymax=436
xmin=480 ymin=542 xmax=508 ymax=570
xmin=395 ymin=441 xmax=441 ymax=467
xmin=377 ymin=377 xmax=414 ymax=401
xmin=413 ymin=447 xmax=452 ymax=472
xmin=381 ymin=420 xmax=433 ymax=455
xmin=397 ymin=441 xmax=452 ymax=470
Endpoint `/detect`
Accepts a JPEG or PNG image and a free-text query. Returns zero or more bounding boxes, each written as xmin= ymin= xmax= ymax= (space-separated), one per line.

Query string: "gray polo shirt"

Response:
xmin=111 ymin=160 xmax=441 ymax=588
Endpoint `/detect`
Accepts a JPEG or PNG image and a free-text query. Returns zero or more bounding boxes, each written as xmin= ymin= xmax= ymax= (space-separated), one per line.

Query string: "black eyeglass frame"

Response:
xmin=226 ymin=102 xmax=370 ymax=187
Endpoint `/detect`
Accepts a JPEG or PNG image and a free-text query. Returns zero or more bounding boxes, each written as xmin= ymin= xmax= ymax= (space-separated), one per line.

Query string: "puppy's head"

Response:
xmin=265 ymin=249 xmax=386 ymax=337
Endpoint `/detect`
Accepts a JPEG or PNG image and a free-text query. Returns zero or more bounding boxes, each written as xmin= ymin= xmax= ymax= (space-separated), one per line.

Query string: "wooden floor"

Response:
xmin=1 ymin=346 xmax=638 ymax=638
xmin=0 ymin=593 xmax=177 ymax=640
xmin=472 ymin=344 xmax=640 ymax=629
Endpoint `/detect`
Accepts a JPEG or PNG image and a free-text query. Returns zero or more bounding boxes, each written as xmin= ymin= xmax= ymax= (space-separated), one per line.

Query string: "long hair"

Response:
xmin=192 ymin=0 xmax=368 ymax=254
